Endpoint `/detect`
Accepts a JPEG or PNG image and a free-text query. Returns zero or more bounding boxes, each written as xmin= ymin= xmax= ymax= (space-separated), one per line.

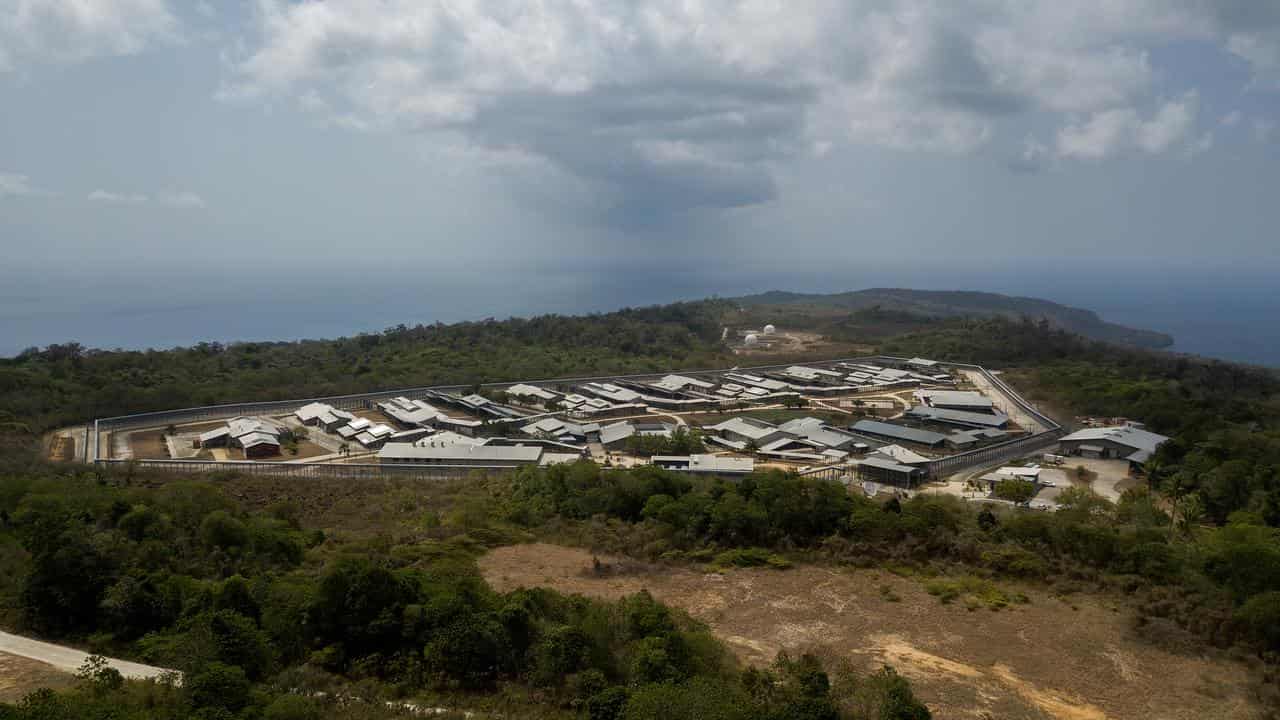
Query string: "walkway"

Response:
xmin=0 ymin=630 xmax=175 ymax=682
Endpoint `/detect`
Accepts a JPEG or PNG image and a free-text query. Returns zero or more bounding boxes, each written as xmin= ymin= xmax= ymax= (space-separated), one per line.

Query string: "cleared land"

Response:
xmin=480 ymin=543 xmax=1262 ymax=720
xmin=0 ymin=651 xmax=74 ymax=702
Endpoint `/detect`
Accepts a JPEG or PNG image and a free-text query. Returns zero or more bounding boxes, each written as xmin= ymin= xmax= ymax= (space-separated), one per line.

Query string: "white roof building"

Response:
xmin=652 ymin=454 xmax=755 ymax=475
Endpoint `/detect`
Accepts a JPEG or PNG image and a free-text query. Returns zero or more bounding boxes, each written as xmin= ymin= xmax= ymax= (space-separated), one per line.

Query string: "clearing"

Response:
xmin=0 ymin=651 xmax=73 ymax=702
xmin=480 ymin=543 xmax=1261 ymax=720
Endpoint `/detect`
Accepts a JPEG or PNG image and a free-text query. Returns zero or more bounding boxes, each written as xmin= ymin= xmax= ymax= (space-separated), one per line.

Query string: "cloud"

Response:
xmin=1056 ymin=92 xmax=1199 ymax=160
xmin=88 ymin=189 xmax=149 ymax=205
xmin=218 ymin=0 xmax=1272 ymax=220
xmin=88 ymin=189 xmax=205 ymax=208
xmin=0 ymin=172 xmax=50 ymax=198
xmin=0 ymin=0 xmax=178 ymax=71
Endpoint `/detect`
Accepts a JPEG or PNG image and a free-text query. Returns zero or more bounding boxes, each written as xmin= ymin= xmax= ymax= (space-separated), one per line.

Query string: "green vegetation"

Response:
xmin=0 ymin=458 xmax=930 ymax=719
xmin=923 ymin=576 xmax=1028 ymax=611
xmin=503 ymin=461 xmax=1280 ymax=668
xmin=0 ymin=302 xmax=733 ymax=430
xmin=991 ymin=478 xmax=1037 ymax=504
xmin=4 ymin=298 xmax=1280 ymax=714
xmin=623 ymin=427 xmax=706 ymax=458
xmin=736 ymin=288 xmax=1173 ymax=348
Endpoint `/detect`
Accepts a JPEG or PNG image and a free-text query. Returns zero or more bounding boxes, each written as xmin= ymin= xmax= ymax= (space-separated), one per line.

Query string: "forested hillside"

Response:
xmin=736 ymin=288 xmax=1174 ymax=348
xmin=0 ymin=302 xmax=732 ymax=430
xmin=2 ymin=298 xmax=1280 ymax=716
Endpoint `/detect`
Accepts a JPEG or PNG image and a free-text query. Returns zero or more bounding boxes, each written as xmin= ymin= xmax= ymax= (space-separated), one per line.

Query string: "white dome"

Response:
xmin=744 ymin=333 xmax=760 ymax=346
xmin=763 ymin=324 xmax=777 ymax=335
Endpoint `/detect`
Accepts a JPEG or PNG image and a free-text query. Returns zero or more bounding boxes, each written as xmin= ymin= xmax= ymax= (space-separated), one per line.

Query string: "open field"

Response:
xmin=0 ymin=652 xmax=73 ymax=703
xmin=480 ymin=543 xmax=1264 ymax=720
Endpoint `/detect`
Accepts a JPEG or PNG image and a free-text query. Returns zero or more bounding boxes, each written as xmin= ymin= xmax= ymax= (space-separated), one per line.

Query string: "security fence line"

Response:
xmin=91 ymin=459 xmax=510 ymax=481
xmin=88 ymin=355 xmax=1064 ymax=481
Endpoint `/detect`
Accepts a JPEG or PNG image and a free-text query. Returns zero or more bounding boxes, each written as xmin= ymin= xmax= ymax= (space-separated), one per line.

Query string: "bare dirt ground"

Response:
xmin=735 ymin=331 xmax=871 ymax=358
xmin=480 ymin=544 xmax=1262 ymax=720
xmin=0 ymin=651 xmax=73 ymax=702
xmin=128 ymin=430 xmax=171 ymax=460
xmin=960 ymin=369 xmax=1050 ymax=434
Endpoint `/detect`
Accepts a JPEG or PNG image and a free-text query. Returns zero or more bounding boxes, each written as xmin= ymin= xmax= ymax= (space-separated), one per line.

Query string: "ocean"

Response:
xmin=2 ymin=267 xmax=1277 ymax=368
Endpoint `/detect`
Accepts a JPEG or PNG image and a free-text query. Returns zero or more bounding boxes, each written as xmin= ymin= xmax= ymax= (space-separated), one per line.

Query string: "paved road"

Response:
xmin=0 ymin=631 xmax=175 ymax=681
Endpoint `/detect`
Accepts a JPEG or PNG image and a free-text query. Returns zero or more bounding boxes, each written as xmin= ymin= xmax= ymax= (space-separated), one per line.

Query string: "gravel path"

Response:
xmin=0 ymin=631 xmax=175 ymax=682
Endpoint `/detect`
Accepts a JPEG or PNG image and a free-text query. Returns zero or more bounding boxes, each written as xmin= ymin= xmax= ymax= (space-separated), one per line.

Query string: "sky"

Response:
xmin=1 ymin=1 xmax=1279 ymax=358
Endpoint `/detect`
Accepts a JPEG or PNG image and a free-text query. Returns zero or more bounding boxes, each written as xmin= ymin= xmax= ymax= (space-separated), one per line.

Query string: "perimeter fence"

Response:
xmin=87 ymin=355 xmax=1064 ymax=482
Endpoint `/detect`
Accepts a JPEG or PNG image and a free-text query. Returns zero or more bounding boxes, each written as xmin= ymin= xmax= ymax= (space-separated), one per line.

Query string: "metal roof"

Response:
xmin=1060 ymin=425 xmax=1169 ymax=454
xmin=906 ymin=405 xmax=1010 ymax=428
xmin=709 ymin=416 xmax=784 ymax=441
xmin=851 ymin=420 xmax=947 ymax=446
xmin=198 ymin=427 xmax=231 ymax=442
xmin=917 ymin=390 xmax=994 ymax=410
xmin=378 ymin=443 xmax=541 ymax=462
xmin=868 ymin=444 xmax=932 ymax=464
xmin=599 ymin=421 xmax=637 ymax=446
xmin=855 ymin=457 xmax=922 ymax=475
xmin=651 ymin=454 xmax=755 ymax=474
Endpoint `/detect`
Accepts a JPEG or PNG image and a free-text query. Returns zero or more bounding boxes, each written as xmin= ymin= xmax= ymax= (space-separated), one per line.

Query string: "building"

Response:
xmin=318 ymin=409 xmax=356 ymax=431
xmin=944 ymin=428 xmax=1008 ymax=449
xmin=849 ymin=420 xmax=947 ymax=448
xmin=236 ymin=432 xmax=281 ymax=458
xmin=388 ymin=427 xmax=433 ymax=444
xmin=208 ymin=416 xmax=289 ymax=458
xmin=852 ymin=457 xmax=926 ymax=487
xmin=915 ymin=390 xmax=995 ymax=413
xmin=487 ymin=437 xmax=587 ymax=455
xmin=867 ymin=444 xmax=932 ymax=465
xmin=580 ymin=382 xmax=643 ymax=404
xmin=196 ymin=426 xmax=231 ymax=448
xmin=651 ymin=454 xmax=755 ymax=476
xmin=294 ymin=402 xmax=335 ymax=426
xmin=520 ymin=417 xmax=600 ymax=444
xmin=505 ymin=384 xmax=562 ymax=406
xmin=977 ymin=466 xmax=1042 ymax=490
xmin=378 ymin=397 xmax=443 ymax=427
xmin=776 ymin=417 xmax=860 ymax=450
xmin=707 ymin=417 xmax=792 ymax=447
xmin=1057 ymin=424 xmax=1170 ymax=465
xmin=378 ymin=442 xmax=543 ymax=467
xmin=905 ymin=405 xmax=1010 ymax=429
xmin=599 ymin=421 xmax=676 ymax=450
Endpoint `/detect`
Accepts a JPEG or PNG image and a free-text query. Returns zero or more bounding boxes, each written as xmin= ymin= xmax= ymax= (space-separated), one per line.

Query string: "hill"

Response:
xmin=733 ymin=288 xmax=1174 ymax=349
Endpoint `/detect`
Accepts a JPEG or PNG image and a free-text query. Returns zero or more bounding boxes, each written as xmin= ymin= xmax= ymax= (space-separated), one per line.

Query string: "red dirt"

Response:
xmin=479 ymin=544 xmax=1262 ymax=720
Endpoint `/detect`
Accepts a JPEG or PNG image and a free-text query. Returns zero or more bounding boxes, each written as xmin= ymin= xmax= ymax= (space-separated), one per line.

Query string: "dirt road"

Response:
xmin=481 ymin=544 xmax=1260 ymax=720
xmin=0 ymin=631 xmax=174 ymax=682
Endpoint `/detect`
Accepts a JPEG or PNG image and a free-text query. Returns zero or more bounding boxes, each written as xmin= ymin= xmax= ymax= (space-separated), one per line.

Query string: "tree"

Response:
xmin=977 ymin=508 xmax=998 ymax=532
xmin=186 ymin=662 xmax=251 ymax=712
xmin=1234 ymin=591 xmax=1280 ymax=652
xmin=992 ymin=478 xmax=1037 ymax=505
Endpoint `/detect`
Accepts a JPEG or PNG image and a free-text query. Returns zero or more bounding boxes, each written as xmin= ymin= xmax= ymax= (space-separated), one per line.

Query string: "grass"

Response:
xmin=709 ymin=548 xmax=792 ymax=570
xmin=924 ymin=575 xmax=1030 ymax=611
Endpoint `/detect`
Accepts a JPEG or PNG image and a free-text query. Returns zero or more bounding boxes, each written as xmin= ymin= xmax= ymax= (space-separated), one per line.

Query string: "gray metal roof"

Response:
xmin=709 ymin=416 xmax=784 ymax=441
xmin=917 ymin=390 xmax=994 ymax=410
xmin=378 ymin=443 xmax=541 ymax=462
xmin=855 ymin=457 xmax=922 ymax=475
xmin=651 ymin=454 xmax=754 ymax=474
xmin=1060 ymin=425 xmax=1169 ymax=453
xmin=599 ymin=421 xmax=637 ymax=446
xmin=851 ymin=420 xmax=947 ymax=446
xmin=906 ymin=405 xmax=1010 ymax=428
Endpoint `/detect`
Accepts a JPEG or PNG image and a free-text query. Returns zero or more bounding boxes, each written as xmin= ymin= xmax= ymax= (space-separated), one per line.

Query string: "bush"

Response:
xmin=711 ymin=548 xmax=791 ymax=570
xmin=263 ymin=694 xmax=324 ymax=720
xmin=186 ymin=662 xmax=251 ymax=712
